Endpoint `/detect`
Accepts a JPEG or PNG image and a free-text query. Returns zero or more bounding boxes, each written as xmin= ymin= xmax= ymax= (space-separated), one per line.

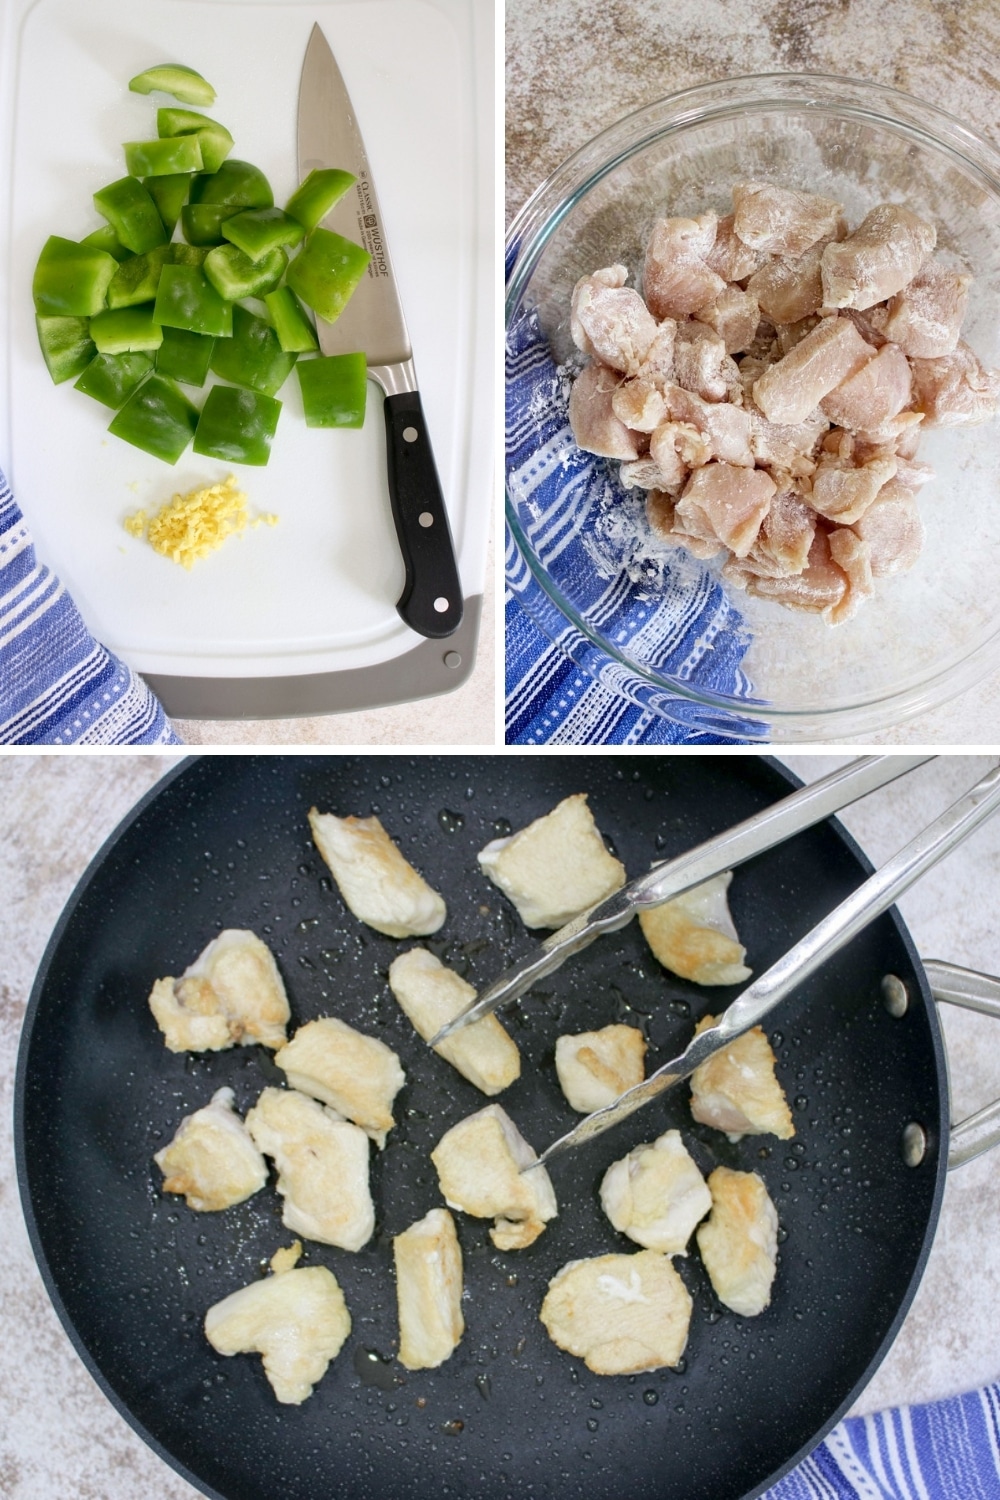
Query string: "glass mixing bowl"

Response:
xmin=505 ymin=74 xmax=1000 ymax=741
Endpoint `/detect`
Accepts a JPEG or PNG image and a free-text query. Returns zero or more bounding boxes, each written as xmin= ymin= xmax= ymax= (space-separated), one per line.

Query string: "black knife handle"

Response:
xmin=383 ymin=391 xmax=464 ymax=639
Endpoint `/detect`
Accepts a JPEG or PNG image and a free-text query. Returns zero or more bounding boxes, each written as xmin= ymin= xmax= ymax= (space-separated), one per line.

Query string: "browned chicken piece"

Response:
xmin=696 ymin=285 xmax=760 ymax=354
xmin=673 ymin=322 xmax=742 ymax=402
xmin=747 ymin=242 xmax=828 ymax=325
xmin=732 ymin=182 xmax=844 ymax=257
xmin=611 ymin=377 xmax=667 ymax=433
xmin=910 ymin=340 xmax=1000 ymax=426
xmin=690 ymin=1014 xmax=794 ymax=1139
xmin=747 ymin=405 xmax=828 ymax=476
xmin=571 ymin=266 xmax=660 ymax=376
xmin=621 ymin=457 xmax=689 ymax=494
xmin=540 ymin=1251 xmax=693 ymax=1375
xmin=704 ymin=212 xmax=767 ymax=282
xmin=827 ymin=527 xmax=874 ymax=623
xmin=636 ymin=319 xmax=678 ymax=384
xmin=568 ymin=361 xmax=640 ymax=461
xmin=661 ymin=385 xmax=754 ymax=467
xmin=776 ymin=315 xmax=823 ymax=355
xmin=697 ymin=1168 xmax=778 ymax=1318
xmin=742 ymin=489 xmax=816 ymax=577
xmin=649 ymin=419 xmax=712 ymax=482
xmin=644 ymin=213 xmax=726 ymax=320
xmin=725 ymin=526 xmax=848 ymax=616
xmin=820 ymin=342 xmax=912 ymax=431
xmin=852 ymin=479 xmax=926 ymax=576
xmin=753 ymin=316 xmax=875 ymax=425
xmin=675 ymin=462 xmax=776 ymax=557
xmin=646 ymin=491 xmax=724 ymax=559
xmin=820 ymin=204 xmax=936 ymax=311
xmin=871 ymin=261 xmax=971 ymax=358
xmin=807 ymin=450 xmax=897 ymax=525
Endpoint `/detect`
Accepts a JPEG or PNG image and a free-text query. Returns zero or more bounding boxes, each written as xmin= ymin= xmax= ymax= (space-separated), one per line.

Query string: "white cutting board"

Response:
xmin=0 ymin=0 xmax=492 ymax=681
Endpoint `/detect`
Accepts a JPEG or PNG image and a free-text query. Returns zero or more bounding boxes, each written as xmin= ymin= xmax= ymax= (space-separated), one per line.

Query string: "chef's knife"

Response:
xmin=297 ymin=23 xmax=463 ymax=639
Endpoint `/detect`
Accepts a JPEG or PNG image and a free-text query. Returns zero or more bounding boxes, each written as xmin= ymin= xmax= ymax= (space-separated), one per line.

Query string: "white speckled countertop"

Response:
xmin=3 ymin=753 xmax=1000 ymax=1495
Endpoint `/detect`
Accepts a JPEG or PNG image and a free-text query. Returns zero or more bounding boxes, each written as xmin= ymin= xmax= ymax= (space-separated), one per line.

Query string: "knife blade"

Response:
xmin=297 ymin=23 xmax=463 ymax=639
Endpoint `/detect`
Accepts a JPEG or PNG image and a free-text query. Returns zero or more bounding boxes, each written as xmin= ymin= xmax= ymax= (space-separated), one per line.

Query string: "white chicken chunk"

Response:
xmin=819 ymin=342 xmax=912 ymax=433
xmin=599 ymin=1130 xmax=711 ymax=1254
xmin=806 ymin=450 xmax=897 ymax=526
xmin=726 ymin=525 xmax=849 ymax=618
xmin=704 ymin=212 xmax=766 ymax=282
xmin=674 ymin=462 xmax=776 ymax=558
xmin=204 ymin=1262 xmax=351 ymax=1404
xmin=820 ymin=203 xmax=936 ymax=311
xmin=393 ymin=1207 xmax=464 ymax=1371
xmin=910 ymin=340 xmax=1000 ymax=426
xmin=569 ymin=360 xmax=641 ymax=460
xmin=388 ymin=947 xmax=520 ymax=1096
xmin=852 ymin=479 xmax=925 ymax=576
xmin=752 ymin=317 xmax=875 ymax=426
xmin=308 ymin=808 xmax=445 ymax=939
xmin=245 ymin=1087 xmax=374 ymax=1251
xmin=540 ymin=1251 xmax=692 ymax=1375
xmin=555 ymin=1023 xmax=646 ymax=1113
xmin=430 ymin=1104 xmax=558 ymax=1250
xmin=148 ymin=929 xmax=290 ymax=1053
xmin=644 ymin=212 xmax=726 ymax=320
xmin=154 ymin=1087 xmax=267 ymax=1212
xmin=747 ymin=243 xmax=828 ymax=325
xmin=872 ymin=260 xmax=971 ymax=358
xmin=477 ymin=792 xmax=626 ymax=930
xmin=696 ymin=1167 xmax=779 ymax=1317
xmin=689 ymin=1014 xmax=794 ymax=1139
xmin=638 ymin=871 xmax=751 ymax=986
xmin=275 ymin=1016 xmax=405 ymax=1148
xmin=570 ymin=266 xmax=659 ymax=376
xmin=732 ymin=182 xmax=844 ymax=258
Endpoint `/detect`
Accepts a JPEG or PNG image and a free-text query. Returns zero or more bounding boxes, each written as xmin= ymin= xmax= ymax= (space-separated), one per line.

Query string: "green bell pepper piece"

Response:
xmin=33 ymin=236 xmax=118 ymax=317
xmin=297 ymin=352 xmax=367 ymax=428
xmin=157 ymin=109 xmax=234 ymax=175
xmin=194 ymin=385 xmax=281 ymax=466
xmin=144 ymin=173 xmax=191 ymax=235
xmin=109 ymin=373 xmax=199 ymax=463
xmin=153 ymin=264 xmax=233 ymax=337
xmin=128 ymin=64 xmax=216 ymax=107
xmin=36 ymin=314 xmax=96 ymax=383
xmin=93 ymin=177 xmax=167 ymax=255
xmin=263 ymin=287 xmax=318 ymax=353
xmin=221 ymin=207 xmax=304 ymax=262
xmin=284 ymin=169 xmax=356 ymax=232
xmin=171 ymin=242 xmax=210 ymax=268
xmin=180 ymin=204 xmax=239 ymax=245
xmin=286 ymin=228 xmax=370 ymax=324
xmin=190 ymin=158 xmax=273 ymax=209
xmin=124 ymin=137 xmax=202 ymax=177
xmin=209 ymin=305 xmax=297 ymax=397
xmin=204 ymin=243 xmax=286 ymax=301
xmin=74 ymin=351 xmax=154 ymax=408
xmin=81 ymin=224 xmax=130 ymax=262
xmin=155 ymin=326 xmax=215 ymax=387
xmin=106 ymin=244 xmax=173 ymax=310
xmin=91 ymin=304 xmax=163 ymax=354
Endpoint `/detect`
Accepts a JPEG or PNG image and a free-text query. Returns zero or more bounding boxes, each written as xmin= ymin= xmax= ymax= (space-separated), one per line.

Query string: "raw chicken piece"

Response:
xmin=747 ymin=405 xmax=828 ymax=477
xmin=148 ymin=929 xmax=290 ymax=1053
xmin=820 ymin=203 xmax=936 ymax=311
xmin=747 ymin=242 xmax=827 ymax=325
xmin=827 ymin=527 xmax=875 ymax=624
xmin=910 ymin=340 xmax=1000 ymax=426
xmin=636 ymin=319 xmax=678 ymax=384
xmin=155 ymin=1086 xmax=267 ymax=1212
xmin=742 ymin=489 xmax=816 ymax=577
xmin=893 ymin=457 xmax=935 ymax=490
xmin=649 ymin=420 xmax=711 ymax=483
xmin=726 ymin=526 xmax=848 ymax=615
xmin=852 ymin=478 xmax=925 ymax=576
xmin=638 ymin=870 xmax=751 ymax=986
xmin=569 ymin=361 xmax=640 ymax=460
xmin=732 ymin=182 xmax=844 ymax=258
xmin=204 ymin=1261 xmax=351 ymax=1404
xmin=644 ymin=213 xmax=726 ymax=319
xmin=646 ymin=491 xmax=723 ymax=559
xmin=752 ymin=316 xmax=875 ymax=425
xmin=819 ymin=341 xmax=912 ymax=431
xmin=776 ymin=315 xmax=823 ymax=355
xmin=673 ymin=322 xmax=742 ymax=402
xmin=695 ymin=285 xmax=760 ymax=354
xmin=611 ymin=377 xmax=667 ymax=432
xmin=430 ymin=1104 xmax=558 ymax=1250
xmin=872 ymin=260 xmax=971 ymax=358
xmin=696 ymin=1167 xmax=779 ymax=1317
xmin=704 ymin=212 xmax=766 ymax=282
xmin=661 ymin=385 xmax=755 ymax=467
xmin=599 ymin=1129 xmax=711 ymax=1253
xmin=540 ymin=1251 xmax=692 ymax=1375
xmin=477 ymin=792 xmax=626 ymax=930
xmin=807 ymin=451 xmax=897 ymax=525
xmin=674 ymin=462 xmax=776 ymax=558
xmin=275 ymin=1016 xmax=406 ymax=1148
xmin=393 ymin=1207 xmax=464 ymax=1371
xmin=245 ymin=1087 xmax=374 ymax=1251
xmin=308 ymin=809 xmax=445 ymax=939
xmin=388 ymin=947 xmax=520 ymax=1096
xmin=570 ymin=266 xmax=659 ymax=375
xmin=554 ymin=1023 xmax=646 ymax=1113
xmin=689 ymin=1014 xmax=794 ymax=1139
xmin=621 ymin=457 xmax=688 ymax=494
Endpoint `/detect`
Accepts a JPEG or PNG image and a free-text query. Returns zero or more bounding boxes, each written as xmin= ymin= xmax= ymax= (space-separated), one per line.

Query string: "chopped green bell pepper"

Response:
xmin=74 ymin=351 xmax=154 ymax=408
xmin=93 ymin=177 xmax=168 ymax=255
xmin=128 ymin=64 xmax=216 ymax=107
xmin=263 ymin=286 xmax=318 ymax=353
xmin=155 ymin=326 xmax=215 ymax=387
xmin=157 ymin=109 xmax=234 ymax=175
xmin=153 ymin=264 xmax=233 ymax=338
xmin=109 ymin=373 xmax=199 ymax=463
xmin=106 ymin=244 xmax=173 ymax=310
xmin=144 ymin=173 xmax=191 ymax=235
xmin=297 ymin=352 xmax=367 ymax=428
xmin=221 ymin=207 xmax=304 ymax=261
xmin=194 ymin=385 xmax=281 ymax=466
xmin=204 ymin=243 xmax=286 ymax=300
xmin=284 ymin=169 xmax=356 ymax=232
xmin=36 ymin=314 xmax=96 ymax=383
xmin=180 ymin=204 xmax=239 ymax=246
xmin=124 ymin=137 xmax=202 ymax=177
xmin=286 ymin=228 xmax=370 ymax=324
xmin=209 ymin=305 xmax=296 ymax=397
xmin=33 ymin=236 xmax=118 ymax=317
xmin=171 ymin=242 xmax=210 ymax=268
xmin=91 ymin=304 xmax=163 ymax=354
xmin=190 ymin=158 xmax=273 ymax=209
xmin=81 ymin=224 xmax=130 ymax=262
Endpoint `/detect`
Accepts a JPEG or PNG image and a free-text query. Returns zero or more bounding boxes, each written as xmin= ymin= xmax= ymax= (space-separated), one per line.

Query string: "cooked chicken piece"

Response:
xmin=747 ymin=242 xmax=827 ymax=325
xmin=245 ymin=1087 xmax=374 ymax=1251
xmin=649 ymin=420 xmax=712 ymax=483
xmin=622 ymin=457 xmax=688 ymax=494
xmin=308 ymin=809 xmax=445 ymax=939
xmin=570 ymin=266 xmax=659 ymax=376
xmin=747 ymin=405 xmax=828 ymax=477
xmin=819 ymin=341 xmax=912 ymax=431
xmin=599 ymin=1129 xmax=711 ymax=1253
xmin=726 ymin=526 xmax=848 ymax=615
xmin=826 ymin=527 xmax=874 ymax=624
xmin=275 ymin=1016 xmax=405 ymax=1148
xmin=612 ymin=377 xmax=668 ymax=433
xmin=204 ymin=1262 xmax=351 ymax=1404
xmin=393 ymin=1207 xmax=464 ymax=1371
xmin=155 ymin=1086 xmax=267 ymax=1212
xmin=732 ymin=182 xmax=844 ymax=258
xmin=388 ymin=947 xmax=520 ymax=1095
xmin=704 ymin=212 xmax=766 ymax=282
xmin=569 ymin=360 xmax=641 ymax=460
xmin=148 ymin=929 xmax=290 ymax=1053
xmin=430 ymin=1104 xmax=558 ymax=1250
xmin=742 ymin=489 xmax=816 ymax=577
xmin=696 ymin=285 xmax=760 ymax=354
xmin=477 ymin=792 xmax=626 ymax=930
xmin=752 ymin=316 xmax=875 ymax=425
xmin=820 ymin=203 xmax=936 ymax=311
xmin=638 ymin=870 xmax=751 ymax=986
xmin=554 ymin=1023 xmax=646 ymax=1113
xmin=852 ymin=478 xmax=926 ymax=576
xmin=910 ymin=340 xmax=1000 ymax=426
xmin=806 ymin=451 xmax=897 ymax=525
xmin=674 ymin=462 xmax=776 ymax=558
xmin=646 ymin=491 xmax=723 ymax=559
xmin=661 ymin=385 xmax=755 ymax=467
xmin=540 ymin=1251 xmax=692 ymax=1374
xmin=644 ymin=213 xmax=726 ymax=320
xmin=673 ymin=322 xmax=742 ymax=403
xmin=696 ymin=1167 xmax=778 ymax=1317
xmin=689 ymin=1014 xmax=794 ymax=1139
xmin=871 ymin=260 xmax=971 ymax=358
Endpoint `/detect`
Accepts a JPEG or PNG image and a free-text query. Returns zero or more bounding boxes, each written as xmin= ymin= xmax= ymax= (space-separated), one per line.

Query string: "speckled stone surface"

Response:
xmin=4 ymin=754 xmax=1000 ymax=1495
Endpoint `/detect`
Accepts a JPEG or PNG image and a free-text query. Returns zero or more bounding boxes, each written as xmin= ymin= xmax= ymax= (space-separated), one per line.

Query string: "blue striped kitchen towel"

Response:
xmin=504 ymin=307 xmax=764 ymax=745
xmin=0 ymin=467 xmax=180 ymax=744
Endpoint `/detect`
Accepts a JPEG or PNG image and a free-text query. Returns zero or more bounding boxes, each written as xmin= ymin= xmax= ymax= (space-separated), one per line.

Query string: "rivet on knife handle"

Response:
xmin=384 ymin=391 xmax=463 ymax=639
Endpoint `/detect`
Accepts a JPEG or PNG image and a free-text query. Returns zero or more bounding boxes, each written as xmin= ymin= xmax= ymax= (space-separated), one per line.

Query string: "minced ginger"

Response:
xmin=124 ymin=475 xmax=278 ymax=568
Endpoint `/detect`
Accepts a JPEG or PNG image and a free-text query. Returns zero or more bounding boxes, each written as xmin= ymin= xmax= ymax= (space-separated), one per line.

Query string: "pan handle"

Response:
xmin=923 ymin=960 xmax=1000 ymax=1170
